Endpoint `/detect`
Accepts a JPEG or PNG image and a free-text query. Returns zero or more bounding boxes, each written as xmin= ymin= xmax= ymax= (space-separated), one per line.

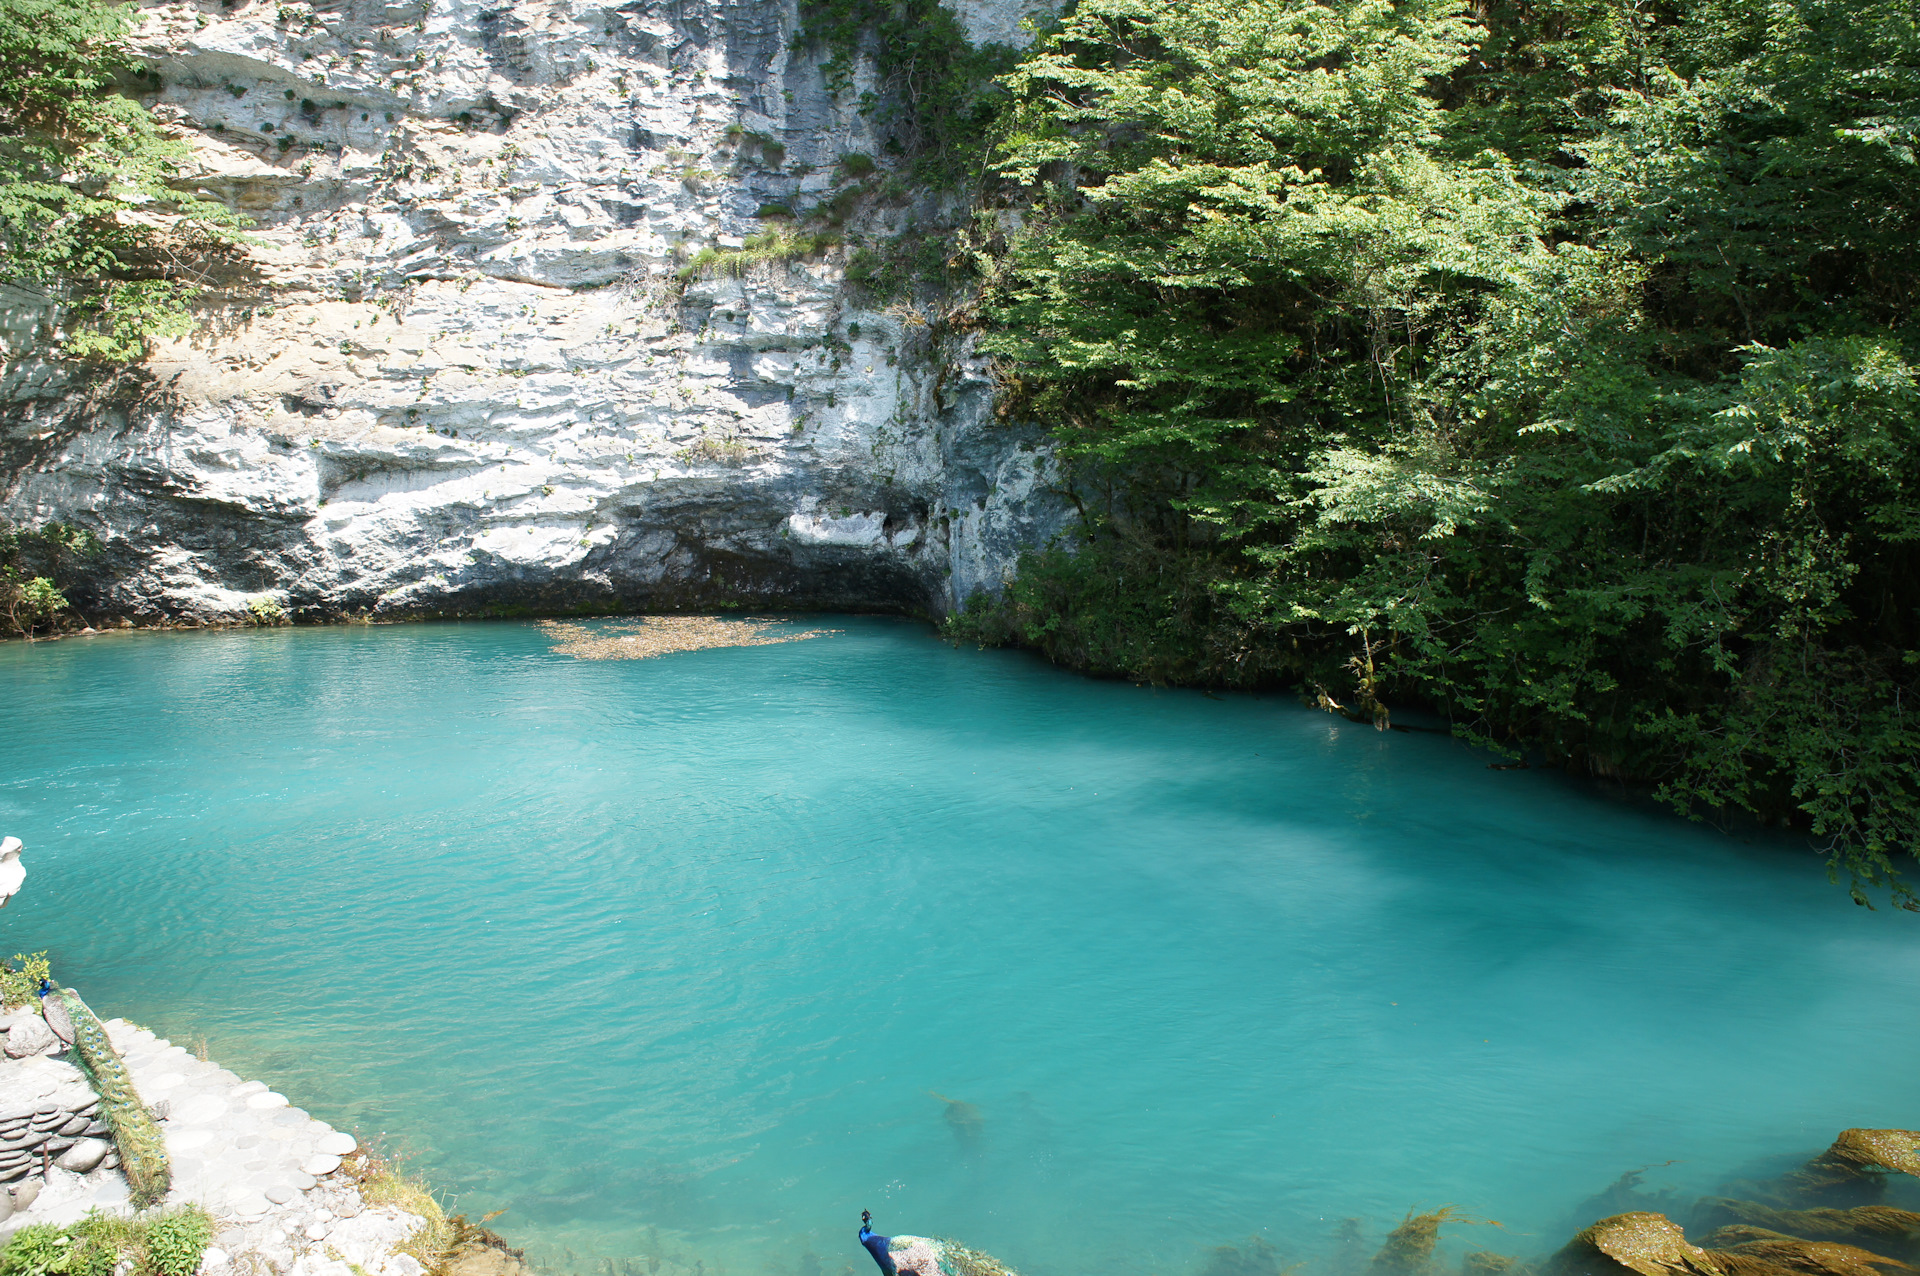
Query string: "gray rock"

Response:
xmin=82 ymin=1121 xmax=109 ymax=1137
xmin=38 ymin=999 xmax=71 ymax=1046
xmin=4 ymin=1020 xmax=54 ymax=1059
xmin=11 ymin=1179 xmax=40 ymax=1211
xmin=54 ymin=1138 xmax=109 ymax=1174
xmin=0 ymin=1190 xmax=12 ymax=1223
xmin=0 ymin=0 xmax=1068 ymax=630
xmin=230 ymin=1192 xmax=271 ymax=1218
xmin=56 ymin=1116 xmax=88 ymax=1137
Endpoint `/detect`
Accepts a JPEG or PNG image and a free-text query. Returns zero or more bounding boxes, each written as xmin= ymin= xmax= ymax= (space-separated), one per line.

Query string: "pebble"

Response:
xmin=200 ymin=1248 xmax=229 ymax=1272
xmin=245 ymin=1092 xmax=288 ymax=1111
xmin=173 ymin=1094 xmax=228 ymax=1123
xmin=230 ymin=1191 xmax=271 ymax=1217
xmin=54 ymin=1138 xmax=110 ymax=1173
xmin=316 ymin=1132 xmax=357 ymax=1155
xmin=304 ymin=1223 xmax=328 ymax=1241
xmin=303 ymin=1154 xmax=342 ymax=1176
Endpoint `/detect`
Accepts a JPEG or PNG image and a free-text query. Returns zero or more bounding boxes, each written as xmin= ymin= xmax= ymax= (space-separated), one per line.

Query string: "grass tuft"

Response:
xmin=677 ymin=228 xmax=840 ymax=282
xmin=343 ymin=1147 xmax=457 ymax=1271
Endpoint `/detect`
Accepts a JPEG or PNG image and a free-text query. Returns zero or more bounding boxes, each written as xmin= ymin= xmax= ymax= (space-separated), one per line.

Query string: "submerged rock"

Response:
xmin=1693 ymin=1202 xmax=1920 ymax=1260
xmin=1774 ymin=1133 xmax=1920 ymax=1209
xmin=1708 ymin=1233 xmax=1915 ymax=1276
xmin=1373 ymin=1209 xmax=1467 ymax=1276
xmin=927 ymin=1091 xmax=983 ymax=1145
xmin=1198 ymin=1235 xmax=1291 ymax=1276
xmin=1546 ymin=1212 xmax=1724 ymax=1276
xmin=443 ymin=1215 xmax=531 ymax=1276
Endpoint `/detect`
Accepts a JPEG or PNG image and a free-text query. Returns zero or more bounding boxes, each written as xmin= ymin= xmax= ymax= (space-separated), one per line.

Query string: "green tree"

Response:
xmin=1 ymin=522 xmax=98 ymax=637
xmin=964 ymin=0 xmax=1920 ymax=902
xmin=0 ymin=0 xmax=246 ymax=360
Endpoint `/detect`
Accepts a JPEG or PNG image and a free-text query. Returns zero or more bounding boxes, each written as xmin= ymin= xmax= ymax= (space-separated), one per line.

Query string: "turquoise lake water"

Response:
xmin=1 ymin=619 xmax=1916 ymax=1276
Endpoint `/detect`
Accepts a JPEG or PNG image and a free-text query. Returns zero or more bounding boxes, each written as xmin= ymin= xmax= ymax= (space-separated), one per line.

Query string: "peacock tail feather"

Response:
xmin=53 ymin=987 xmax=171 ymax=1207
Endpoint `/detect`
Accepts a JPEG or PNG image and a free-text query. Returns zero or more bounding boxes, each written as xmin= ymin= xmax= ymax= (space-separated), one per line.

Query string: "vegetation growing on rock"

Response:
xmin=951 ymin=0 xmax=1920 ymax=904
xmin=0 ymin=1206 xmax=213 ymax=1276
xmin=0 ymin=0 xmax=246 ymax=359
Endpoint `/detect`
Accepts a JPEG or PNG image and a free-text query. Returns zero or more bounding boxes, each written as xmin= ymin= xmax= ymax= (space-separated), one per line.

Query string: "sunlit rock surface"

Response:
xmin=0 ymin=0 xmax=1064 ymax=621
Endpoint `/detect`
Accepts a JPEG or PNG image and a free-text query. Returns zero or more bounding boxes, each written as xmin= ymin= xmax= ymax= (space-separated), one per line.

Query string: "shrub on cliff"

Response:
xmin=0 ymin=0 xmax=246 ymax=360
xmin=1 ymin=522 xmax=96 ymax=637
xmin=968 ymin=0 xmax=1920 ymax=903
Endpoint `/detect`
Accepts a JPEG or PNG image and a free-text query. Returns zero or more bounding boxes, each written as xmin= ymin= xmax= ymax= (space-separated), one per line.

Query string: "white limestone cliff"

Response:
xmin=0 ymin=0 xmax=1065 ymax=622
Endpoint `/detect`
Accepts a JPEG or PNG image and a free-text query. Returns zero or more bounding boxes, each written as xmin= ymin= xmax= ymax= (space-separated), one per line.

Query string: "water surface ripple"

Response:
xmin=1 ymin=620 xmax=1914 ymax=1276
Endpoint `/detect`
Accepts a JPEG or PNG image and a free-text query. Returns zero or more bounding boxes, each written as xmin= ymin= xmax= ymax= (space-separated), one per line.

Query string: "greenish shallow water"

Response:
xmin=0 ymin=619 xmax=1915 ymax=1276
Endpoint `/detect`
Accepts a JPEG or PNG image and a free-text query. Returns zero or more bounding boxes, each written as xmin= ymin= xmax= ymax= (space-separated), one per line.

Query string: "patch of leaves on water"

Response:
xmin=539 ymin=616 xmax=841 ymax=660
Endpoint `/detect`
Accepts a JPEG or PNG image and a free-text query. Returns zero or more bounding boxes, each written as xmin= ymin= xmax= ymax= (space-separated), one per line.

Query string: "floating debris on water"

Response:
xmin=540 ymin=616 xmax=841 ymax=661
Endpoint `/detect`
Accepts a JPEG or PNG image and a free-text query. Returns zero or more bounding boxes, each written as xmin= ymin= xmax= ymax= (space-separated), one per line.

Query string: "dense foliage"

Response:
xmin=0 ymin=0 xmax=243 ymax=359
xmin=956 ymin=0 xmax=1920 ymax=901
xmin=0 ymin=1207 xmax=212 ymax=1276
xmin=0 ymin=521 xmax=95 ymax=637
xmin=797 ymin=0 xmax=1020 ymax=187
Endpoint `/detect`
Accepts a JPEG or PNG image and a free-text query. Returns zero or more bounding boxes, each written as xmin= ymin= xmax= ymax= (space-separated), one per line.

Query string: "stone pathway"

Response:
xmin=102 ymin=1020 xmax=441 ymax=1276
xmin=0 ymin=1004 xmax=449 ymax=1276
xmin=104 ymin=1020 xmax=358 ymax=1218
